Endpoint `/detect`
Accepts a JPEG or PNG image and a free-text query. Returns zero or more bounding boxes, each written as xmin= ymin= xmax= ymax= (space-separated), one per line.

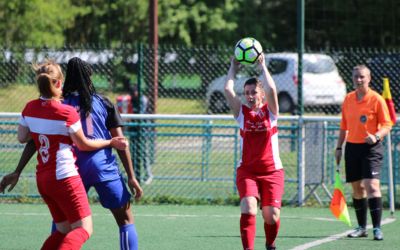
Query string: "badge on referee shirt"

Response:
xmin=360 ymin=115 xmax=367 ymax=124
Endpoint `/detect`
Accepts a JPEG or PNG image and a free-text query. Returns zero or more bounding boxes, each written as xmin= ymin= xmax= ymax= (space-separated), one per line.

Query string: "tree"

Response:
xmin=64 ymin=0 xmax=148 ymax=45
xmin=0 ymin=0 xmax=85 ymax=46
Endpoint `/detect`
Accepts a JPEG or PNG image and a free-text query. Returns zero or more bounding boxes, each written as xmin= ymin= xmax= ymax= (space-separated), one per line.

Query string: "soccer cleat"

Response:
xmin=373 ymin=228 xmax=383 ymax=241
xmin=266 ymin=243 xmax=276 ymax=250
xmin=347 ymin=227 xmax=368 ymax=238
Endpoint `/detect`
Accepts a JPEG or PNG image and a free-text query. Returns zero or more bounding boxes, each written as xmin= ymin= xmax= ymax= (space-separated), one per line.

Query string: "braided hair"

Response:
xmin=63 ymin=57 xmax=96 ymax=117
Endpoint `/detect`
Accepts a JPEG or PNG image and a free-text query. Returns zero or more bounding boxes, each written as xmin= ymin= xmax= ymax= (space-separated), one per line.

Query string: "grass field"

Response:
xmin=0 ymin=203 xmax=398 ymax=250
xmin=0 ymin=84 xmax=206 ymax=114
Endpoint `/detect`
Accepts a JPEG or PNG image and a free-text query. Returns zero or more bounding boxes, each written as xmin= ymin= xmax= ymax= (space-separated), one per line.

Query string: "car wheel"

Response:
xmin=278 ymin=93 xmax=294 ymax=114
xmin=209 ymin=92 xmax=229 ymax=114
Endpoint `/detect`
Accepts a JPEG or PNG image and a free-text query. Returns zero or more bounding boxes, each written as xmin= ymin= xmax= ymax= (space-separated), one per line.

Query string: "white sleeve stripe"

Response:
xmin=69 ymin=120 xmax=82 ymax=133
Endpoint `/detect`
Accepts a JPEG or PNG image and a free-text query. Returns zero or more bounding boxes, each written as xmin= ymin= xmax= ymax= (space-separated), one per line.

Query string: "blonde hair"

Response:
xmin=32 ymin=60 xmax=64 ymax=98
xmin=353 ymin=64 xmax=371 ymax=76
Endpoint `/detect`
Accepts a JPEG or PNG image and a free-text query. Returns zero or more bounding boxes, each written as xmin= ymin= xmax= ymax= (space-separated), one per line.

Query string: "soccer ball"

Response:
xmin=234 ymin=37 xmax=263 ymax=65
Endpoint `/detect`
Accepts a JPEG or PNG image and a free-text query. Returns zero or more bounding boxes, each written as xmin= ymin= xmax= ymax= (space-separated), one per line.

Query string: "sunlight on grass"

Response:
xmin=0 ymin=84 xmax=39 ymax=112
xmin=156 ymin=98 xmax=206 ymax=114
xmin=0 ymin=84 xmax=208 ymax=114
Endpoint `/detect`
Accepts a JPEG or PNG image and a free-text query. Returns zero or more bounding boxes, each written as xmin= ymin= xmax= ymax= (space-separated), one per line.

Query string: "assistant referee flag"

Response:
xmin=382 ymin=77 xmax=397 ymax=125
xmin=330 ymin=171 xmax=352 ymax=227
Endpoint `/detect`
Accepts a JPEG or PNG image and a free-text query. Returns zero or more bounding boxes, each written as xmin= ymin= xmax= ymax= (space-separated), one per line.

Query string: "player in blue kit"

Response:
xmin=0 ymin=57 xmax=143 ymax=250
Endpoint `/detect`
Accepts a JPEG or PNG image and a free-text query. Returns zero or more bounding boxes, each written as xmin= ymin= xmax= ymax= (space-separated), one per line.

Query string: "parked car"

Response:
xmin=206 ymin=53 xmax=347 ymax=114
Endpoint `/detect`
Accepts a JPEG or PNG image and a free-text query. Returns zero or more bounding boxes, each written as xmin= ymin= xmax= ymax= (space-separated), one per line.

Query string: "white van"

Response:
xmin=206 ymin=53 xmax=347 ymax=114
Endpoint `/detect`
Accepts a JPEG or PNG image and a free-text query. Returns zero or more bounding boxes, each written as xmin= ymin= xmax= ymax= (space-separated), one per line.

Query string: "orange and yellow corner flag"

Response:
xmin=382 ymin=78 xmax=397 ymax=125
xmin=330 ymin=171 xmax=352 ymax=227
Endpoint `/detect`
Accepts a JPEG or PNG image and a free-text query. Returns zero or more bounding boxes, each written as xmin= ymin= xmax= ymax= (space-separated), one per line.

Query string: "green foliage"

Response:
xmin=1 ymin=0 xmax=399 ymax=48
xmin=158 ymin=0 xmax=239 ymax=45
xmin=65 ymin=0 xmax=149 ymax=44
xmin=0 ymin=0 xmax=86 ymax=46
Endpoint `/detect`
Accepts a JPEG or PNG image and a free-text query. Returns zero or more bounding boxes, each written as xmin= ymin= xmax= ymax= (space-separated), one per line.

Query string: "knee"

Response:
xmin=81 ymin=221 xmax=93 ymax=237
xmin=367 ymin=183 xmax=381 ymax=197
xmin=351 ymin=184 xmax=366 ymax=198
xmin=56 ymin=221 xmax=71 ymax=234
xmin=111 ymin=205 xmax=134 ymax=226
xmin=84 ymin=226 xmax=93 ymax=237
xmin=240 ymin=197 xmax=258 ymax=215
xmin=262 ymin=207 xmax=280 ymax=224
xmin=72 ymin=215 xmax=93 ymax=237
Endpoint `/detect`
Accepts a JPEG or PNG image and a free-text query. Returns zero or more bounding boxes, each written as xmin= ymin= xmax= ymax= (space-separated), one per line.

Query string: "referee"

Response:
xmin=335 ymin=65 xmax=392 ymax=241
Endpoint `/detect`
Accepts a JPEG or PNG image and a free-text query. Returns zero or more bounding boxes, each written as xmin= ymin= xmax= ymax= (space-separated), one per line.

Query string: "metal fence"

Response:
xmin=1 ymin=45 xmax=400 ymax=115
xmin=1 ymin=113 xmax=399 ymax=207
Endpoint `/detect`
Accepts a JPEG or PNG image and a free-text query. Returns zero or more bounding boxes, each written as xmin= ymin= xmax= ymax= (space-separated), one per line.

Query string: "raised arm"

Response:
xmin=110 ymin=126 xmax=143 ymax=201
xmin=258 ymin=54 xmax=279 ymax=116
xmin=224 ymin=58 xmax=242 ymax=118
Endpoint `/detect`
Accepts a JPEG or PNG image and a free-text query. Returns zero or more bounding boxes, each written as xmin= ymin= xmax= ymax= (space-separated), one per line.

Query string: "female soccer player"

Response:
xmin=1 ymin=57 xmax=143 ymax=250
xmin=62 ymin=57 xmax=143 ymax=249
xmin=224 ymin=54 xmax=284 ymax=250
xmin=17 ymin=60 xmax=128 ymax=250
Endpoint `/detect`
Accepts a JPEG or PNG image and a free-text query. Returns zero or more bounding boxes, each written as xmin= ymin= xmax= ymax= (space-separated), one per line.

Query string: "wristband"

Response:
xmin=336 ymin=148 xmax=342 ymax=150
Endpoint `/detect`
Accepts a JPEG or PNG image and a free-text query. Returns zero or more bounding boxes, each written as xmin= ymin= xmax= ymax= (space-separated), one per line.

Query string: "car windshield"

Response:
xmin=303 ymin=57 xmax=336 ymax=73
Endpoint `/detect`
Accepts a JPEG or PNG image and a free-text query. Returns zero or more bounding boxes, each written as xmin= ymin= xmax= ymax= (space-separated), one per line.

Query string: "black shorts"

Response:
xmin=344 ymin=142 xmax=384 ymax=182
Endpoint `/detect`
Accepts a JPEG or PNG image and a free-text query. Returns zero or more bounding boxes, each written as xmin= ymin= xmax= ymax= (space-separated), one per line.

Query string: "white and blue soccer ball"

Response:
xmin=234 ymin=37 xmax=263 ymax=65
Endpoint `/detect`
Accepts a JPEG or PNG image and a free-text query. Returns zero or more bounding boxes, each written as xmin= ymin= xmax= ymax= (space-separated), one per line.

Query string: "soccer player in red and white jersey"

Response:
xmin=224 ymin=54 xmax=284 ymax=250
xmin=1 ymin=57 xmax=143 ymax=250
xmin=17 ymin=61 xmax=128 ymax=250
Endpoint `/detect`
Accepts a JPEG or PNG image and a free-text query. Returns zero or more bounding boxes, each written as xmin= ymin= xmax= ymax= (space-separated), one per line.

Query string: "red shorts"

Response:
xmin=236 ymin=168 xmax=284 ymax=208
xmin=37 ymin=174 xmax=91 ymax=224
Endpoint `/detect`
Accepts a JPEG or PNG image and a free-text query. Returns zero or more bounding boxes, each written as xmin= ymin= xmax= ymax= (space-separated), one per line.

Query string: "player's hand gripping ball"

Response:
xmin=234 ymin=37 xmax=263 ymax=65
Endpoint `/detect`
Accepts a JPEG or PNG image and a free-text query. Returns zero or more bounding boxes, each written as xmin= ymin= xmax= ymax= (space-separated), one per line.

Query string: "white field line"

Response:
xmin=290 ymin=217 xmax=397 ymax=250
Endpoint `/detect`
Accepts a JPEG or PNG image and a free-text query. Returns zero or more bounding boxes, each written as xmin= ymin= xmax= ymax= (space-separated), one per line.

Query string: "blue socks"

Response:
xmin=119 ymin=224 xmax=138 ymax=250
xmin=53 ymin=221 xmax=138 ymax=250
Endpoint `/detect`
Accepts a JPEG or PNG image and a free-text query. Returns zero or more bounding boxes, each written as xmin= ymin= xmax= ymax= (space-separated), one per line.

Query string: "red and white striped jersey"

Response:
xmin=236 ymin=104 xmax=283 ymax=173
xmin=20 ymin=98 xmax=82 ymax=180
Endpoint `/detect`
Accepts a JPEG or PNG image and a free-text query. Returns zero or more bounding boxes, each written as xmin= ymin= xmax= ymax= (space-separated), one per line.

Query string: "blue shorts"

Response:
xmin=86 ymin=176 xmax=131 ymax=209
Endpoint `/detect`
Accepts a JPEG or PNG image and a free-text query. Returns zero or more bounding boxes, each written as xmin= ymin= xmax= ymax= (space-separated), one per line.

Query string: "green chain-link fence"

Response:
xmin=2 ymin=45 xmax=400 ymax=114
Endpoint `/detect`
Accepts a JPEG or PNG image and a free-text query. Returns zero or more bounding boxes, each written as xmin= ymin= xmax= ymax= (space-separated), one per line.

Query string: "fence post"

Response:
xmin=297 ymin=117 xmax=305 ymax=205
xmin=387 ymin=132 xmax=395 ymax=215
xmin=137 ymin=42 xmax=143 ymax=111
xmin=233 ymin=126 xmax=239 ymax=195
xmin=201 ymin=120 xmax=212 ymax=181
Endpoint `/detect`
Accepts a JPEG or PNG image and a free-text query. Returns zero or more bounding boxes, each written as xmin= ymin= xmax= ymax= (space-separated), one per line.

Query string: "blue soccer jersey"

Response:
xmin=63 ymin=93 xmax=124 ymax=185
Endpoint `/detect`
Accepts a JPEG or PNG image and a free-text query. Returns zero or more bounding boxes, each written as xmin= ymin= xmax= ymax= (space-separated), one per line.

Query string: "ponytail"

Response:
xmin=36 ymin=73 xmax=59 ymax=98
xmin=32 ymin=60 xmax=64 ymax=98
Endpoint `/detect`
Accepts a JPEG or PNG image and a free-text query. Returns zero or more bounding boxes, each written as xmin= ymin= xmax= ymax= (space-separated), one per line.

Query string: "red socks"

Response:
xmin=240 ymin=213 xmax=256 ymax=250
xmin=41 ymin=231 xmax=66 ymax=250
xmin=265 ymin=219 xmax=280 ymax=247
xmin=59 ymin=227 xmax=90 ymax=250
